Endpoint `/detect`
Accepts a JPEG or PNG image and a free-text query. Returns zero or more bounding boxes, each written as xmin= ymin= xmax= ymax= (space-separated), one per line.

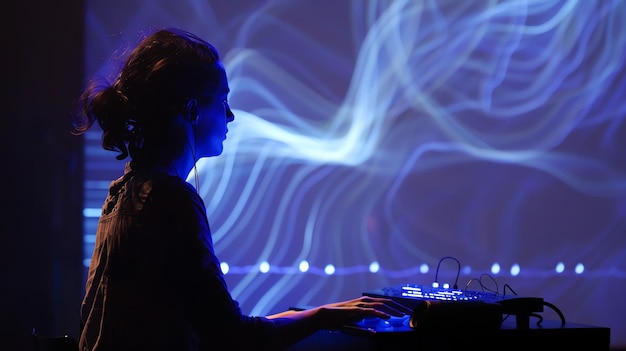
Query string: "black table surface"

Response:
xmin=288 ymin=318 xmax=611 ymax=351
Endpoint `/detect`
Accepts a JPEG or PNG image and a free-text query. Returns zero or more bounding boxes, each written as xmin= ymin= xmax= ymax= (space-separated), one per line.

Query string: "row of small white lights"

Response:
xmin=219 ymin=261 xmax=586 ymax=275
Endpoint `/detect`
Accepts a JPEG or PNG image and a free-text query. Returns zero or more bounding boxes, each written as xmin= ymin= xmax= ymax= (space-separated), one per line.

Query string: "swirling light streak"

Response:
xmin=206 ymin=0 xmax=619 ymax=312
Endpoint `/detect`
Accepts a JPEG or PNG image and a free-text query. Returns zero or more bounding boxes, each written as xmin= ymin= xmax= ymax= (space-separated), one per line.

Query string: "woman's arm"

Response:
xmin=266 ymin=296 xmax=412 ymax=349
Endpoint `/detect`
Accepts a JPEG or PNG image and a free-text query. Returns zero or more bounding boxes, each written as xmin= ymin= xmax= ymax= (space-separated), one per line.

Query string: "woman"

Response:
xmin=72 ymin=27 xmax=410 ymax=351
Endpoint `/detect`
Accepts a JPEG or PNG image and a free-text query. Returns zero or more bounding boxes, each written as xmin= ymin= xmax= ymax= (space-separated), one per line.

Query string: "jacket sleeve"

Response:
xmin=149 ymin=176 xmax=277 ymax=350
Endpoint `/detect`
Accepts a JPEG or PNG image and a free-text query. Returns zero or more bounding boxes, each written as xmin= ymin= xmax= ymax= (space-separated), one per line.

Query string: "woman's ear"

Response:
xmin=185 ymin=98 xmax=199 ymax=123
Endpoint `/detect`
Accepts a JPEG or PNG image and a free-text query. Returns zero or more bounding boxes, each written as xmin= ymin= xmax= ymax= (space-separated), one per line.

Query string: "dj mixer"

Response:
xmin=360 ymin=284 xmax=544 ymax=330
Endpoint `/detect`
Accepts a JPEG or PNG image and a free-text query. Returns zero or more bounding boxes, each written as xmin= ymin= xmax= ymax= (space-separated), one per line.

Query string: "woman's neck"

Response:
xmin=164 ymin=153 xmax=195 ymax=179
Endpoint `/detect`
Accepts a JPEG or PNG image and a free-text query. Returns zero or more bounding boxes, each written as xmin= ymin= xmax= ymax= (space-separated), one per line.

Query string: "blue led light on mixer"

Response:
xmin=400 ymin=285 xmax=484 ymax=301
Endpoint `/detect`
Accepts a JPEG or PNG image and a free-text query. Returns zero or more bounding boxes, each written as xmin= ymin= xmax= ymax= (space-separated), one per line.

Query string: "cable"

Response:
xmin=531 ymin=313 xmax=544 ymax=327
xmin=478 ymin=273 xmax=499 ymax=296
xmin=434 ymin=256 xmax=461 ymax=289
xmin=464 ymin=277 xmax=480 ymax=292
xmin=502 ymin=283 xmax=518 ymax=297
xmin=189 ymin=117 xmax=199 ymax=191
xmin=183 ymin=98 xmax=200 ymax=192
xmin=543 ymin=301 xmax=566 ymax=327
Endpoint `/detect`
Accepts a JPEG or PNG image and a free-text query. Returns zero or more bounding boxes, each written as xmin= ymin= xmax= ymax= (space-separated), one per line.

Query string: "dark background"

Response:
xmin=1 ymin=1 xmax=84 ymax=350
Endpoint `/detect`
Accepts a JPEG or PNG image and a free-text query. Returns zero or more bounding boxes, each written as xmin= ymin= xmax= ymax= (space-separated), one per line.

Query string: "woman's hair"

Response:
xmin=72 ymin=28 xmax=221 ymax=166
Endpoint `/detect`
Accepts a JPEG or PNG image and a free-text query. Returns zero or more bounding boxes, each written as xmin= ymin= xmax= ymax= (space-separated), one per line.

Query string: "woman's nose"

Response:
xmin=226 ymin=108 xmax=235 ymax=122
xmin=224 ymin=101 xmax=235 ymax=122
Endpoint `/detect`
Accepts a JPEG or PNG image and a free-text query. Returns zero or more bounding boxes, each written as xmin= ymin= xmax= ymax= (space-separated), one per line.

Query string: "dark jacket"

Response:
xmin=80 ymin=163 xmax=275 ymax=351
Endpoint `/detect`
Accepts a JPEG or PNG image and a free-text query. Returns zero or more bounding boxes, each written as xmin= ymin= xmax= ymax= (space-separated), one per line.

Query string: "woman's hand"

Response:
xmin=266 ymin=296 xmax=413 ymax=349
xmin=314 ymin=295 xmax=413 ymax=328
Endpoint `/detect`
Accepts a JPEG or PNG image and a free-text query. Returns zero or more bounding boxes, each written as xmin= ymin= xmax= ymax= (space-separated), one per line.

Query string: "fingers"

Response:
xmin=355 ymin=297 xmax=413 ymax=317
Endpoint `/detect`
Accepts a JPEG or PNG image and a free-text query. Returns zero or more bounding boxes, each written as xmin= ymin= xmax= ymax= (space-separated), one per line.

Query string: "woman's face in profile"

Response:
xmin=195 ymin=62 xmax=234 ymax=158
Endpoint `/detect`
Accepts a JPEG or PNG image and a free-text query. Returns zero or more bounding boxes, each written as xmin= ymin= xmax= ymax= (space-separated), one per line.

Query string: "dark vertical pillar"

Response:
xmin=1 ymin=1 xmax=85 ymax=350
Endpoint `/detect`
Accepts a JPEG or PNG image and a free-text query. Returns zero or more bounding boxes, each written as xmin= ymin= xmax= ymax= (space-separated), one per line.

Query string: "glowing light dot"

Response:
xmin=555 ymin=262 xmax=565 ymax=273
xmin=324 ymin=264 xmax=335 ymax=275
xmin=442 ymin=283 xmax=450 ymax=289
xmin=259 ymin=261 xmax=270 ymax=273
xmin=420 ymin=263 xmax=429 ymax=274
xmin=462 ymin=266 xmax=472 ymax=275
xmin=510 ymin=263 xmax=520 ymax=276
xmin=432 ymin=281 xmax=439 ymax=288
xmin=369 ymin=261 xmax=380 ymax=273
xmin=575 ymin=263 xmax=584 ymax=274
xmin=220 ymin=262 xmax=229 ymax=274
xmin=491 ymin=262 xmax=501 ymax=274
xmin=299 ymin=260 xmax=309 ymax=272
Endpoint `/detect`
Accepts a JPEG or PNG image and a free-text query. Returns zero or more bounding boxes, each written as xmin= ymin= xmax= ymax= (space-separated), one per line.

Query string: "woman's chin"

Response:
xmin=208 ymin=145 xmax=224 ymax=157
